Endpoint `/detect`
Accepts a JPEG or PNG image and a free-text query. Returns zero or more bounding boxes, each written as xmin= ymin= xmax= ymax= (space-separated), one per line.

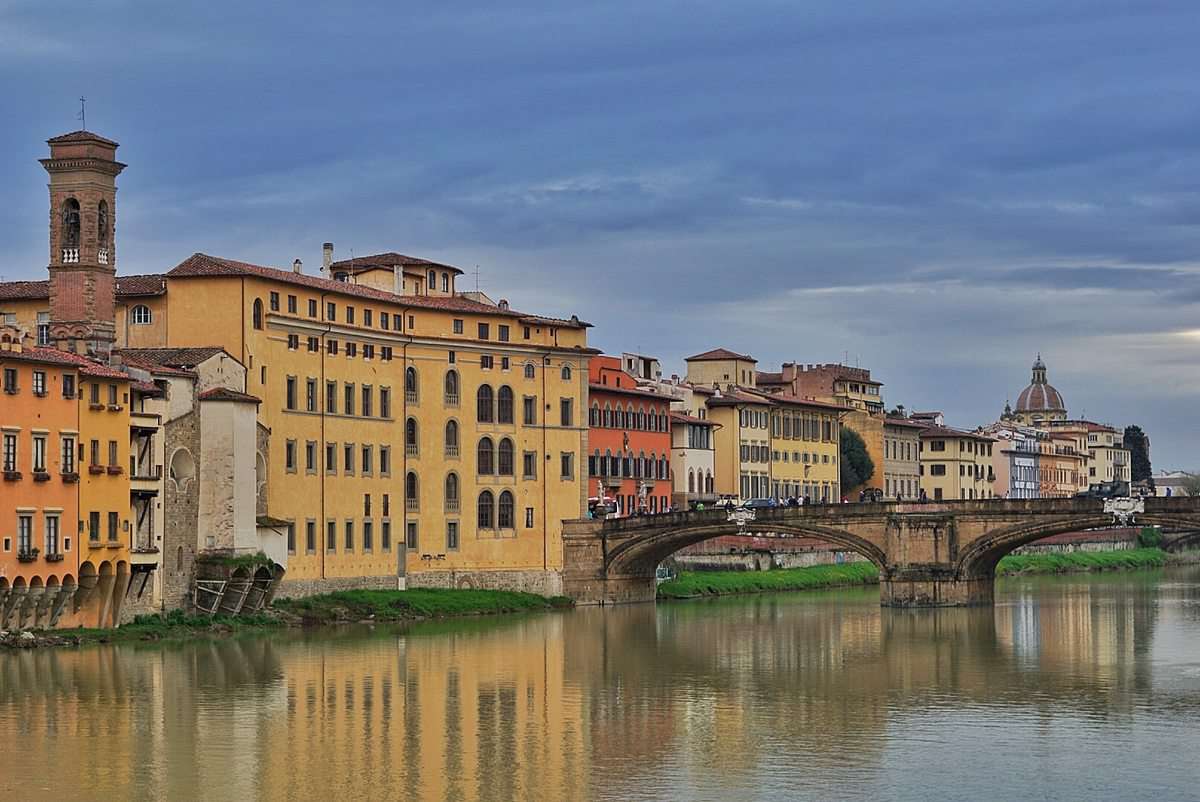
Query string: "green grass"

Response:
xmin=657 ymin=562 xmax=880 ymax=599
xmin=47 ymin=609 xmax=283 ymax=645
xmin=996 ymin=547 xmax=1168 ymax=575
xmin=273 ymin=588 xmax=573 ymax=624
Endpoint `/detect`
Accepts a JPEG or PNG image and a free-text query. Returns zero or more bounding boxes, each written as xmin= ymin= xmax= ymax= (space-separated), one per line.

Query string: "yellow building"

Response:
xmin=764 ymin=394 xmax=843 ymax=503
xmin=918 ymin=426 xmax=996 ymax=501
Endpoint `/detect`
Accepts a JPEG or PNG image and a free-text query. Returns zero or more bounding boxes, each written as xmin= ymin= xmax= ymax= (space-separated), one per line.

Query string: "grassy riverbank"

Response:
xmin=995 ymin=547 xmax=1169 ymax=575
xmin=2 ymin=589 xmax=574 ymax=649
xmin=273 ymin=588 xmax=574 ymax=624
xmin=657 ymin=562 xmax=880 ymax=599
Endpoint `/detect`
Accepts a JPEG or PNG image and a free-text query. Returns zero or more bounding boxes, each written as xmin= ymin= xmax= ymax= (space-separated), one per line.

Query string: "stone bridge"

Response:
xmin=562 ymin=497 xmax=1200 ymax=607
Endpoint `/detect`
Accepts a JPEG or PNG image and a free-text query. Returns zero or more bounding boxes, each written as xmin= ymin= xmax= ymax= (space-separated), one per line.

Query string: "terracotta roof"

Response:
xmin=167 ymin=253 xmax=587 ymax=327
xmin=918 ymin=425 xmax=993 ymax=442
xmin=38 ymin=348 xmax=131 ymax=379
xmin=0 ymin=345 xmax=84 ymax=368
xmin=756 ymin=371 xmax=784 ymax=384
xmin=116 ymin=274 xmax=167 ymax=296
xmin=670 ymin=412 xmax=717 ymax=426
xmin=686 ymin=347 xmax=756 ymax=363
xmin=118 ymin=347 xmax=228 ymax=372
xmin=588 ymin=382 xmax=671 ymax=402
xmin=1015 ymin=381 xmax=1065 ymax=413
xmin=0 ymin=275 xmax=167 ymax=301
xmin=0 ymin=281 xmax=50 ymax=301
xmin=705 ymin=387 xmax=776 ymax=407
xmin=131 ymin=380 xmax=164 ymax=396
xmin=329 ymin=252 xmax=465 ymax=276
xmin=47 ymin=130 xmax=119 ymax=146
xmin=198 ymin=387 xmax=260 ymax=404
xmin=749 ymin=390 xmax=850 ymax=412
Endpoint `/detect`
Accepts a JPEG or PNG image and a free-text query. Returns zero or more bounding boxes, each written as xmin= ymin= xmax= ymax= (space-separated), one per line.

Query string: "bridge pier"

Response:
xmin=881 ymin=569 xmax=993 ymax=608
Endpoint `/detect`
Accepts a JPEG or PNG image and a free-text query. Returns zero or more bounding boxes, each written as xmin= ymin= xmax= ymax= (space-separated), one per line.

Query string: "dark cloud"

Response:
xmin=2 ymin=0 xmax=1198 ymax=466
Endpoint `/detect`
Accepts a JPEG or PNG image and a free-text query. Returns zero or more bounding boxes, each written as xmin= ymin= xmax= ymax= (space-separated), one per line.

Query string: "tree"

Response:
xmin=839 ymin=427 xmax=875 ymax=492
xmin=887 ymin=404 xmax=907 ymax=418
xmin=1181 ymin=474 xmax=1200 ymax=498
xmin=1123 ymin=425 xmax=1152 ymax=483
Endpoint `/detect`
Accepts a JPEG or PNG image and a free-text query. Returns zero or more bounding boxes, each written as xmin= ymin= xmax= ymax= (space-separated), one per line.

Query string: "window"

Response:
xmin=498 ymin=491 xmax=515 ymax=528
xmin=561 ymin=364 xmax=572 ymax=380
xmin=405 ymin=367 xmax=418 ymax=403
xmin=442 ymin=273 xmax=450 ymax=292
xmin=108 ymin=511 xmax=119 ymax=542
xmin=380 ymin=445 xmax=391 ymax=476
xmin=2 ymin=368 xmax=16 ymax=394
xmin=327 ymin=302 xmax=336 ymax=321
xmin=286 ymin=376 xmax=297 ymax=410
xmin=481 ymin=355 xmax=493 ymax=370
xmin=381 ymin=312 xmax=389 ymax=330
xmin=406 ymin=418 xmax=419 ymax=456
xmin=523 ymin=451 xmax=537 ymax=479
xmin=17 ymin=515 xmax=32 ymax=554
xmin=478 ymin=491 xmax=494 ymax=529
xmin=287 ymin=294 xmax=297 ymax=313
xmin=363 ymin=309 xmax=372 ymax=327
xmin=344 ymin=383 xmax=355 ymax=415
xmin=344 ymin=520 xmax=354 ymax=552
xmin=445 ymin=472 xmax=460 ymax=512
xmin=498 ymin=438 xmax=514 ymax=475
xmin=32 ymin=371 xmax=46 ymax=396
xmin=501 ymin=356 xmax=509 ymax=371
xmin=362 ymin=445 xmax=373 ymax=474
xmin=305 ymin=441 xmax=316 ymax=473
xmin=285 ymin=440 xmax=297 ymax=472
xmin=453 ymin=318 xmax=464 ymax=334
xmin=327 ymin=339 xmax=339 ymax=356
xmin=252 ymin=299 xmax=264 ymax=329
xmin=61 ymin=436 xmax=76 ymax=474
xmin=523 ymin=396 xmax=537 ymax=425
xmin=327 ymin=520 xmax=336 ymax=552
xmin=346 ymin=306 xmax=355 ymax=324
xmin=380 ymin=387 xmax=391 ymax=418
xmin=305 ymin=378 xmax=317 ymax=412
xmin=88 ymin=511 xmax=100 ymax=543
xmin=286 ymin=522 xmax=296 ymax=554
xmin=498 ymin=325 xmax=510 ymax=342
xmin=344 ymin=443 xmax=355 ymax=474
xmin=446 ymin=521 xmax=459 ymax=550
xmin=307 ymin=336 xmax=319 ymax=352
xmin=560 ymin=398 xmax=573 ymax=427
xmin=448 ymin=350 xmax=456 ymax=364
xmin=382 ymin=520 xmax=391 ymax=552
xmin=561 ymin=452 xmax=574 ymax=479
xmin=930 ymin=464 xmax=947 ymax=476
xmin=306 ymin=520 xmax=317 ymax=554
xmin=523 ymin=326 xmax=531 ymax=340
xmin=478 ymin=322 xmax=490 ymax=340
xmin=108 ymin=440 xmax=118 ymax=467
xmin=131 ymin=304 xmax=152 ymax=325
xmin=477 ymin=385 xmax=494 ymax=422
xmin=308 ymin=299 xmax=318 ymax=317
xmin=405 ymin=472 xmax=419 ymax=511
xmin=269 ymin=292 xmax=280 ymax=311
xmin=345 ymin=342 xmax=357 ymax=358
xmin=477 ymin=437 xmax=494 ymax=475
xmin=444 ymin=370 xmax=459 ymax=405
xmin=406 ymin=521 xmax=419 ymax=550
xmin=62 ymin=373 xmax=75 ymax=399
xmin=362 ymin=385 xmax=373 ymax=417
xmin=525 ymin=507 xmax=535 ymax=528
xmin=523 ymin=363 xmax=535 ymax=379
xmin=427 ymin=268 xmax=436 ymax=290
xmin=326 ymin=381 xmax=337 ymax=414
xmin=497 ymin=386 xmax=514 ymax=423
xmin=1 ymin=433 xmax=15 ymax=473
xmin=382 ymin=346 xmax=393 ymax=361
xmin=444 ymin=420 xmax=459 ymax=457
xmin=363 ymin=520 xmax=373 ymax=552
xmin=363 ymin=344 xmax=374 ymax=360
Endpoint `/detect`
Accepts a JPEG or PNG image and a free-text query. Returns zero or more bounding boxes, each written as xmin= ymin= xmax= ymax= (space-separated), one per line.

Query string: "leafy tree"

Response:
xmin=887 ymin=404 xmax=907 ymax=418
xmin=839 ymin=427 xmax=875 ymax=491
xmin=1181 ymin=474 xmax=1200 ymax=498
xmin=1123 ymin=425 xmax=1152 ymax=483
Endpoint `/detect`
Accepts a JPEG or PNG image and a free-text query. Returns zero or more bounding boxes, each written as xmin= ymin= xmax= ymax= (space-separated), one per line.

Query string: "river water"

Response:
xmin=3 ymin=568 xmax=1200 ymax=802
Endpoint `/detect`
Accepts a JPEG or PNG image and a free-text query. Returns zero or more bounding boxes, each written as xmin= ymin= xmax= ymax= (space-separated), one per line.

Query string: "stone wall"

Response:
xmin=407 ymin=569 xmax=564 ymax=597
xmin=272 ymin=574 xmax=400 ymax=600
xmin=162 ymin=410 xmax=201 ymax=611
xmin=672 ymin=549 xmax=869 ymax=573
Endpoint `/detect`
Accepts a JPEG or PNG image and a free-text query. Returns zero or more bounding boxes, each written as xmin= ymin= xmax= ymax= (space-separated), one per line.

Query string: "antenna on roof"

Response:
xmin=474 ymin=265 xmax=481 ymax=294
xmin=77 ymin=96 xmax=86 ymax=131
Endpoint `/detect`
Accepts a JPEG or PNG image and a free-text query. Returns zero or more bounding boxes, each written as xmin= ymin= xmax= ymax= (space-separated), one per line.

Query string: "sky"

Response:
xmin=1 ymin=0 xmax=1197 ymax=469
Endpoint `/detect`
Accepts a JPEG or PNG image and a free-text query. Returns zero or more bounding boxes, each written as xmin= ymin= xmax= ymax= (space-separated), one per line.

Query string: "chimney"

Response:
xmin=293 ymin=259 xmax=303 ymax=274
xmin=322 ymin=242 xmax=334 ymax=273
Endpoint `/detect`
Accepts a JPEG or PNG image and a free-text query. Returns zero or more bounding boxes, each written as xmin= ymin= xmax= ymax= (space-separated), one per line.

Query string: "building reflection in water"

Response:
xmin=1 ymin=572 xmax=1195 ymax=802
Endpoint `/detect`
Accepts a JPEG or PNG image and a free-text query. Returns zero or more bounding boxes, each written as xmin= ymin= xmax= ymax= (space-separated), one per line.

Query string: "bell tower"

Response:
xmin=40 ymin=130 xmax=125 ymax=356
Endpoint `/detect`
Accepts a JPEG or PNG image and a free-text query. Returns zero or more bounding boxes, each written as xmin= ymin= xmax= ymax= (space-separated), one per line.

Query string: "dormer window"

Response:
xmin=441 ymin=273 xmax=450 ymax=292
xmin=334 ymin=271 xmax=349 ymax=282
xmin=427 ymin=269 xmax=436 ymax=293
xmin=131 ymin=305 xmax=152 ymax=325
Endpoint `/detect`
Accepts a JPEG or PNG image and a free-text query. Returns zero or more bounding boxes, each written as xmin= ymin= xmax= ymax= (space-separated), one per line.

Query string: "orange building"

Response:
xmin=586 ymin=355 xmax=673 ymax=515
xmin=1 ymin=328 xmax=80 ymax=629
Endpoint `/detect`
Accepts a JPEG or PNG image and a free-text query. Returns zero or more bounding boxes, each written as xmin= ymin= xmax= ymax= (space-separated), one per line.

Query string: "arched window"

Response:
xmin=176 ymin=545 xmax=184 ymax=571
xmin=406 ymin=472 xmax=419 ymax=510
xmin=60 ymin=198 xmax=80 ymax=251
xmin=497 ymin=386 xmax=514 ymax=424
xmin=524 ymin=363 xmax=535 ymax=379
xmin=97 ymin=201 xmax=109 ymax=261
xmin=441 ymin=272 xmax=449 ymax=292
xmin=498 ymin=491 xmax=515 ymax=528
xmin=427 ymin=269 xmax=436 ymax=291
xmin=637 ymin=406 xmax=646 ymax=430
xmin=445 ymin=472 xmax=459 ymax=511
xmin=705 ymin=472 xmax=714 ymax=493
xmin=688 ymin=470 xmax=696 ymax=493
xmin=561 ymin=364 xmax=572 ymax=380
xmin=603 ymin=449 xmax=613 ymax=476
xmin=498 ymin=438 xmax=514 ymax=476
xmin=626 ymin=404 xmax=635 ymax=429
xmin=590 ymin=403 xmax=600 ymax=426
xmin=603 ymin=404 xmax=612 ymax=428
xmin=131 ymin=304 xmax=152 ymax=325
xmin=477 ymin=437 xmax=494 ymax=475
xmin=405 ymin=367 xmax=419 ymax=403
xmin=478 ymin=490 xmax=494 ymax=529
xmin=477 ymin=385 xmax=494 ymax=422
xmin=444 ymin=420 xmax=459 ymax=456
xmin=444 ymin=370 xmax=459 ymax=404
xmin=252 ymin=298 xmax=264 ymax=330
xmin=406 ymin=418 xmax=419 ymax=454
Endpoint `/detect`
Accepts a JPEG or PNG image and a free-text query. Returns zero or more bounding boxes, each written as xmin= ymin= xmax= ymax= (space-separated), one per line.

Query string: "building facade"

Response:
xmin=918 ymin=426 xmax=996 ymax=501
xmin=883 ymin=417 xmax=923 ymax=500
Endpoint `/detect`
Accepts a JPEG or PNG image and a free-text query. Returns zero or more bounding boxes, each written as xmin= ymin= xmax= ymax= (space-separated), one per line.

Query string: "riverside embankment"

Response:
xmin=657 ymin=547 xmax=1195 ymax=599
xmin=1 ymin=588 xmax=573 ymax=649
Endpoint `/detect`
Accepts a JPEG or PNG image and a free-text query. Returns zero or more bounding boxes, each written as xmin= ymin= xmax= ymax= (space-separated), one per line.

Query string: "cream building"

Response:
xmin=883 ymin=417 xmax=923 ymax=500
xmin=918 ymin=426 xmax=996 ymax=501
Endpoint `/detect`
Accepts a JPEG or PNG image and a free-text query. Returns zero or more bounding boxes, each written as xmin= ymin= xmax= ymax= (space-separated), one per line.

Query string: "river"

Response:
xmin=3 ymin=568 xmax=1200 ymax=802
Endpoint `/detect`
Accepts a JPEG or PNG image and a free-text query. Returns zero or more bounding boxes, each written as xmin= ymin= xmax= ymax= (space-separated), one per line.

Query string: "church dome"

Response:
xmin=1014 ymin=354 xmax=1066 ymax=415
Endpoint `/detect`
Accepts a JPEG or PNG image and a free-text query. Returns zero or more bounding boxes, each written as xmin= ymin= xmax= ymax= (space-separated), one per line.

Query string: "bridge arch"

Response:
xmin=605 ymin=519 xmax=888 ymax=579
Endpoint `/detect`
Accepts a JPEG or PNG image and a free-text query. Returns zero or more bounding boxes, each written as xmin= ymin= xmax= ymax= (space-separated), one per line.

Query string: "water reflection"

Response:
xmin=2 ymin=569 xmax=1200 ymax=802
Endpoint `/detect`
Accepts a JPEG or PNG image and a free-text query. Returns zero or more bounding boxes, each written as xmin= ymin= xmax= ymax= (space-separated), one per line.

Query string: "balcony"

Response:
xmin=98 ymin=248 xmax=109 ymax=265
xmin=405 ymin=498 xmax=419 ymax=512
xmin=61 ymin=471 xmax=79 ymax=483
xmin=33 ymin=470 xmax=51 ymax=482
xmin=106 ymin=465 xmax=124 ymax=476
xmin=405 ymin=444 xmax=419 ymax=458
xmin=88 ymin=465 xmax=106 ymax=475
xmin=445 ymin=445 xmax=460 ymax=459
xmin=17 ymin=548 xmax=39 ymax=563
xmin=445 ymin=499 xmax=460 ymax=514
xmin=444 ymin=394 xmax=460 ymax=408
xmin=45 ymin=552 xmax=64 ymax=563
xmin=3 ymin=470 xmax=22 ymax=482
xmin=406 ymin=391 xmax=419 ymax=405
xmin=61 ymin=247 xmax=79 ymax=263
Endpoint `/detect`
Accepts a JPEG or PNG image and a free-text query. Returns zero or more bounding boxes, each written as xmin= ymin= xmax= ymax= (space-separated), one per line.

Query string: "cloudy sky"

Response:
xmin=2 ymin=0 xmax=1197 ymax=468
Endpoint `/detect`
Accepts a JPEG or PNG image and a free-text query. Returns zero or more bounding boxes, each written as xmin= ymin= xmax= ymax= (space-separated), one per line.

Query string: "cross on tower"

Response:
xmin=77 ymin=96 xmax=86 ymax=131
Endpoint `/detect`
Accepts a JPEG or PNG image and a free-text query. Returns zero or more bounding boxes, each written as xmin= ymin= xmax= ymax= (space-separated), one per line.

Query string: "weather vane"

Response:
xmin=78 ymin=96 xmax=86 ymax=131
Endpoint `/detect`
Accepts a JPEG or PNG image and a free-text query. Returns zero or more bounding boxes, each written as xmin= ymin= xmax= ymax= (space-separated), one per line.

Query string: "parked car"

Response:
xmin=741 ymin=497 xmax=778 ymax=510
xmin=1074 ymin=481 xmax=1130 ymax=500
xmin=712 ymin=496 xmax=740 ymax=510
xmin=655 ymin=565 xmax=675 ymax=584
